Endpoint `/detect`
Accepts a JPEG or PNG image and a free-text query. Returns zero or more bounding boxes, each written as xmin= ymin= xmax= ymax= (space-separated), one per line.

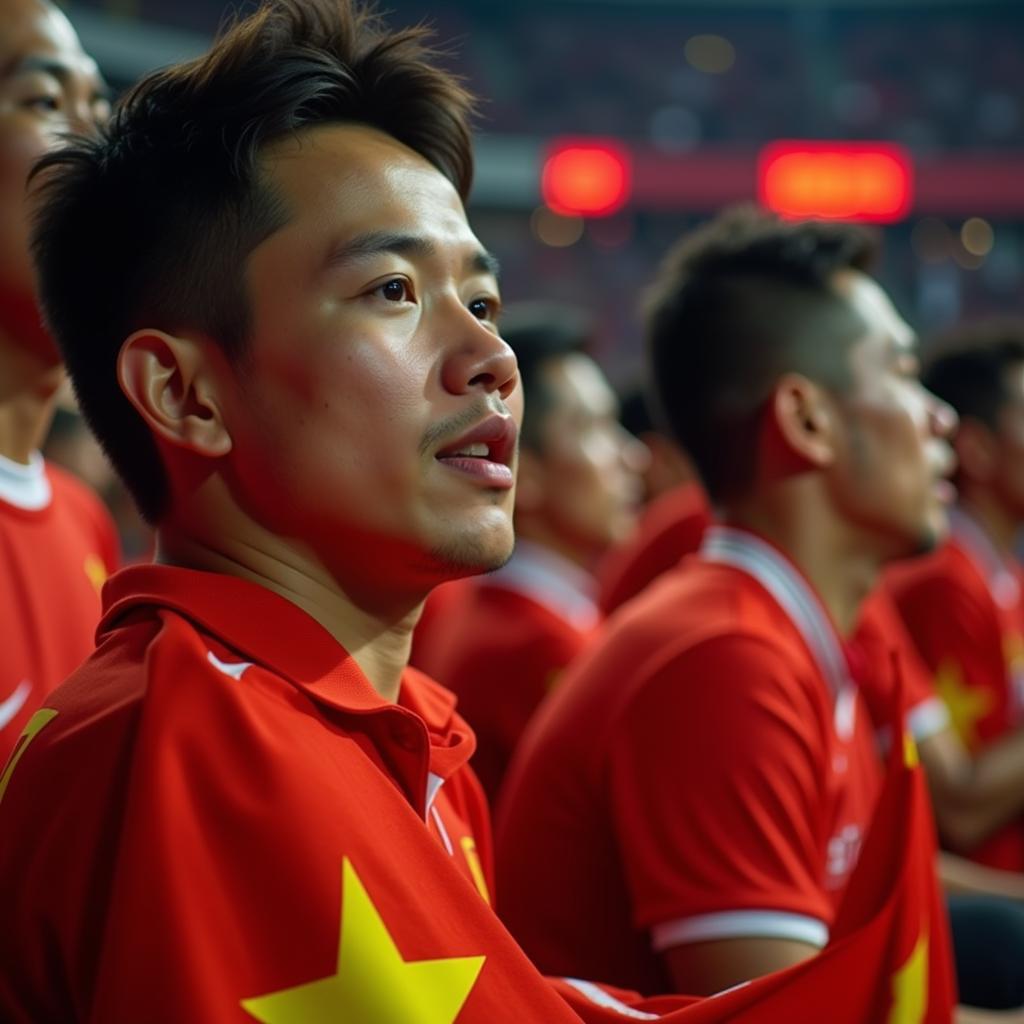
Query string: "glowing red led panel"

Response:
xmin=758 ymin=142 xmax=914 ymax=223
xmin=542 ymin=140 xmax=632 ymax=218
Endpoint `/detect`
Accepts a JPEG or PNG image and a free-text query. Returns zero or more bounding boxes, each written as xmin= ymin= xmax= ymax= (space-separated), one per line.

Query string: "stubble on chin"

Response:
xmin=423 ymin=529 xmax=515 ymax=584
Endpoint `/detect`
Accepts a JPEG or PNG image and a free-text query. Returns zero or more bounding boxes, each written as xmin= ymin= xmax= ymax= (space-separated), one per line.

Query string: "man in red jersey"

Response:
xmin=416 ymin=303 xmax=646 ymax=800
xmin=890 ymin=320 xmax=1024 ymax=874
xmin=496 ymin=207 xmax=974 ymax=1010
xmin=0 ymin=3 xmax=728 ymax=1020
xmin=0 ymin=0 xmax=118 ymax=762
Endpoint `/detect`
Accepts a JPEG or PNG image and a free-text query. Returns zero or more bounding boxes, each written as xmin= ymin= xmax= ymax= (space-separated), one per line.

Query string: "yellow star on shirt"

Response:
xmin=888 ymin=931 xmax=928 ymax=1024
xmin=934 ymin=659 xmax=994 ymax=751
xmin=241 ymin=858 xmax=485 ymax=1024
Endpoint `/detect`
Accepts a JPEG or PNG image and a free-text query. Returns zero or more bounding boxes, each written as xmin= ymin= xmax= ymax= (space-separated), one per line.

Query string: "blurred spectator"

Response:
xmin=0 ymin=0 xmax=119 ymax=762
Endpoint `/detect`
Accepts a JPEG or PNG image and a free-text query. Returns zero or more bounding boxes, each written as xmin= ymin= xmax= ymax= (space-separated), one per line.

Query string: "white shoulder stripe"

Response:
xmin=561 ymin=979 xmax=658 ymax=1019
xmin=0 ymin=680 xmax=32 ymax=729
xmin=651 ymin=909 xmax=829 ymax=951
xmin=206 ymin=651 xmax=253 ymax=680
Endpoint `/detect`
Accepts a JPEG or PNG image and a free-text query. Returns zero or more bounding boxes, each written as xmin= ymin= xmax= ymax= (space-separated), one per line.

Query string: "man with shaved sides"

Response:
xmin=0 ymin=2 xmax=712 ymax=1021
xmin=0 ymin=0 xmax=117 ymax=762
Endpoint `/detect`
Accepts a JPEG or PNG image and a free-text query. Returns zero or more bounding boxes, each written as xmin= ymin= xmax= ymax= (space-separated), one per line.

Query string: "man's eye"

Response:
xmin=23 ymin=96 xmax=60 ymax=112
xmin=468 ymin=297 xmax=499 ymax=321
xmin=377 ymin=279 xmax=411 ymax=302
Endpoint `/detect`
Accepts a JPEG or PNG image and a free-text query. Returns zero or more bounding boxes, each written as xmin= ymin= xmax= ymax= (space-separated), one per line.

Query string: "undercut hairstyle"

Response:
xmin=923 ymin=319 xmax=1024 ymax=430
xmin=645 ymin=205 xmax=880 ymax=504
xmin=500 ymin=302 xmax=594 ymax=451
xmin=30 ymin=0 xmax=475 ymax=522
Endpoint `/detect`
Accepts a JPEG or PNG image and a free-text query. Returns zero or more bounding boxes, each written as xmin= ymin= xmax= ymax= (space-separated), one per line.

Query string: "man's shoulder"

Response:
xmin=558 ymin=561 xmax=808 ymax=715
xmin=605 ymin=558 xmax=796 ymax=655
xmin=886 ymin=542 xmax=992 ymax=624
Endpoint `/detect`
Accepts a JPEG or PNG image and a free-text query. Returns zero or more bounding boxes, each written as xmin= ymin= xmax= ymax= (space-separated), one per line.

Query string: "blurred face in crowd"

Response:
xmin=204 ymin=124 xmax=521 ymax=592
xmin=0 ymin=0 xmax=107 ymax=361
xmin=518 ymin=352 xmax=647 ymax=566
xmin=975 ymin=362 xmax=1024 ymax=524
xmin=823 ymin=269 xmax=957 ymax=559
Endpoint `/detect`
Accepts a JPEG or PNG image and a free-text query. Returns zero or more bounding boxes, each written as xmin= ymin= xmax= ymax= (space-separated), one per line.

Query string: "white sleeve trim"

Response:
xmin=651 ymin=909 xmax=829 ymax=952
xmin=907 ymin=696 xmax=951 ymax=742
xmin=876 ymin=696 xmax=951 ymax=754
xmin=560 ymin=979 xmax=659 ymax=1019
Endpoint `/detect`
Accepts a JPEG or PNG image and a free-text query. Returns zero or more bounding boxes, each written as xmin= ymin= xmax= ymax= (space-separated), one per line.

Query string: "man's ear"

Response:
xmin=953 ymin=417 xmax=995 ymax=485
xmin=117 ymin=329 xmax=232 ymax=457
xmin=766 ymin=373 xmax=837 ymax=471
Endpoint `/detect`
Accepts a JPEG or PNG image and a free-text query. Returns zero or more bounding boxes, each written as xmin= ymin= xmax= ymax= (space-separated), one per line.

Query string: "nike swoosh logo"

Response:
xmin=0 ymin=680 xmax=32 ymax=729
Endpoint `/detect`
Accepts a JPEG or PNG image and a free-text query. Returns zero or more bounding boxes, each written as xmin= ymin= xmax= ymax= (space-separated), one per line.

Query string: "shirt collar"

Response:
xmin=0 ymin=451 xmax=51 ymax=511
xmin=487 ymin=538 xmax=600 ymax=631
xmin=99 ymin=564 xmax=462 ymax=737
xmin=700 ymin=525 xmax=857 ymax=736
xmin=949 ymin=505 xmax=1021 ymax=610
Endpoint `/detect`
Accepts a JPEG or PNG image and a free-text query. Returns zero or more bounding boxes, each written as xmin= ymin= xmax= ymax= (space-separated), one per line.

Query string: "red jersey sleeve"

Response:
xmin=609 ymin=634 xmax=834 ymax=952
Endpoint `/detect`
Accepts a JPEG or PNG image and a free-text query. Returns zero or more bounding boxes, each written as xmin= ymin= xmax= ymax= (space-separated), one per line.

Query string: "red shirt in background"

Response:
xmin=0 ymin=455 xmax=119 ymax=763
xmin=414 ymin=540 xmax=600 ymax=802
xmin=596 ymin=481 xmax=711 ymax=615
xmin=888 ymin=507 xmax=1024 ymax=870
xmin=496 ymin=527 xmax=887 ymax=995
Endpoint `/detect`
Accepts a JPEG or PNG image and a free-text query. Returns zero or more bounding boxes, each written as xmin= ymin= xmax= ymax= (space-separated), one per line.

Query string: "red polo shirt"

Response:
xmin=888 ymin=508 xmax=1024 ymax=869
xmin=0 ymin=456 xmax=119 ymax=763
xmin=0 ymin=563 xmax=734 ymax=1023
xmin=496 ymin=528 xmax=887 ymax=995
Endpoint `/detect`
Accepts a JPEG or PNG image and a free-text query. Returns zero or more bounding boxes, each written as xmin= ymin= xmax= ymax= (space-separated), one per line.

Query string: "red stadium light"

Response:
xmin=542 ymin=139 xmax=632 ymax=218
xmin=758 ymin=141 xmax=914 ymax=223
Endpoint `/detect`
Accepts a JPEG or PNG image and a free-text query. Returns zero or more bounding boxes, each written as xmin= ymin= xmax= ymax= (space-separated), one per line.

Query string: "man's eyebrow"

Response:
xmin=2 ymin=54 xmax=110 ymax=97
xmin=326 ymin=230 xmax=500 ymax=279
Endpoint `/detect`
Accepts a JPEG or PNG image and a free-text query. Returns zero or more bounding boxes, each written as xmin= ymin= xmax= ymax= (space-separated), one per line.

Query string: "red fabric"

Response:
xmin=852 ymin=587 xmax=947 ymax=738
xmin=0 ymin=563 xmax=956 ymax=1021
xmin=596 ymin=482 xmax=711 ymax=614
xmin=0 ymin=564 xmax=703 ymax=1023
xmin=415 ymin=579 xmax=595 ymax=802
xmin=888 ymin=538 xmax=1024 ymax=870
xmin=496 ymin=554 xmax=883 ymax=995
xmin=0 ymin=462 xmax=119 ymax=762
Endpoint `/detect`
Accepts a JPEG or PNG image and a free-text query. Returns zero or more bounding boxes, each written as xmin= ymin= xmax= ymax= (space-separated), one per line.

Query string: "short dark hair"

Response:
xmin=923 ymin=319 xmax=1024 ymax=430
xmin=30 ymin=0 xmax=475 ymax=522
xmin=645 ymin=205 xmax=879 ymax=504
xmin=499 ymin=302 xmax=593 ymax=451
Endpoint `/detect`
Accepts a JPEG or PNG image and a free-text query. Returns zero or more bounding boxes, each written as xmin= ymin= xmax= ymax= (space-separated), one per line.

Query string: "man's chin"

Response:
xmin=424 ymin=533 xmax=515 ymax=583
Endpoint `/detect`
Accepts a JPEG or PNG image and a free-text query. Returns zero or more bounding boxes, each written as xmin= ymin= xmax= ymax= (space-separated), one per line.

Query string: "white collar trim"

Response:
xmin=487 ymin=539 xmax=600 ymax=632
xmin=950 ymin=506 xmax=1020 ymax=609
xmin=700 ymin=526 xmax=856 ymax=736
xmin=0 ymin=451 xmax=51 ymax=511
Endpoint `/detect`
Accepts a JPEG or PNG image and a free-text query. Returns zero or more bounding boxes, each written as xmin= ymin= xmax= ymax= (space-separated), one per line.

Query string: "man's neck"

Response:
xmin=727 ymin=483 xmax=881 ymax=638
xmin=958 ymin=490 xmax=1020 ymax=560
xmin=157 ymin=511 xmax=425 ymax=704
xmin=0 ymin=341 xmax=63 ymax=464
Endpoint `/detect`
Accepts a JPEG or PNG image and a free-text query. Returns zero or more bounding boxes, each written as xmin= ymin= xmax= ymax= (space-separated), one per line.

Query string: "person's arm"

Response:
xmin=957 ymin=1006 xmax=1024 ymax=1021
xmin=919 ymin=726 xmax=1024 ymax=854
xmin=938 ymin=849 xmax=1024 ymax=902
xmin=609 ymin=636 xmax=835 ymax=997
xmin=663 ymin=937 xmax=818 ymax=996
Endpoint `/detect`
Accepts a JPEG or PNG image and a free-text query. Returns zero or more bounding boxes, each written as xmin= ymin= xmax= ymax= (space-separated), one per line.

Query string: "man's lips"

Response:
xmin=435 ymin=414 xmax=517 ymax=489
